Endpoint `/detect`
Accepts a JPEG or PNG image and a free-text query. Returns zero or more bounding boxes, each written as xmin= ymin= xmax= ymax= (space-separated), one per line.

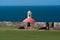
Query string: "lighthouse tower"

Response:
xmin=27 ymin=10 xmax=32 ymax=18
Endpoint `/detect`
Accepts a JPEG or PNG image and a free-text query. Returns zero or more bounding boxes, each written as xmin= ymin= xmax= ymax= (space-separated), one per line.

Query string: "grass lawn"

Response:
xmin=0 ymin=27 xmax=60 ymax=40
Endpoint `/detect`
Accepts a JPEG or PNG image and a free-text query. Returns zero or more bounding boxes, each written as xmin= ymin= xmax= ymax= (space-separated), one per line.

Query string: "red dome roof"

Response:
xmin=23 ymin=18 xmax=35 ymax=23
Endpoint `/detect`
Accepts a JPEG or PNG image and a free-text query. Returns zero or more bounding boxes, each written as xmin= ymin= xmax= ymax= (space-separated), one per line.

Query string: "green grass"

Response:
xmin=0 ymin=27 xmax=60 ymax=40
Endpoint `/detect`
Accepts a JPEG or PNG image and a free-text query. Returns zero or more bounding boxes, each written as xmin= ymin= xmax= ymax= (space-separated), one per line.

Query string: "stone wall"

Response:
xmin=0 ymin=21 xmax=60 ymax=30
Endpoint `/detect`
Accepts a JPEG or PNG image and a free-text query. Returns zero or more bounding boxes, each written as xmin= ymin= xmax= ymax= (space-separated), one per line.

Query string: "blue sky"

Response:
xmin=0 ymin=0 xmax=60 ymax=6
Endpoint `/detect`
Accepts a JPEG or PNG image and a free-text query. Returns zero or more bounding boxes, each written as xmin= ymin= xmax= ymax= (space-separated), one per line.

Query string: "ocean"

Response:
xmin=0 ymin=5 xmax=60 ymax=22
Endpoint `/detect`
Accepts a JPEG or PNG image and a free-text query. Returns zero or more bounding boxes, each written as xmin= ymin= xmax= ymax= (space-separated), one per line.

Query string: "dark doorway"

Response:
xmin=51 ymin=22 xmax=54 ymax=28
xmin=46 ymin=22 xmax=49 ymax=30
xmin=27 ymin=22 xmax=30 ymax=27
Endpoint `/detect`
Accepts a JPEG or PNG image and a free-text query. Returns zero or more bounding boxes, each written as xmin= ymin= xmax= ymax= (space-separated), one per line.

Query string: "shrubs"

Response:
xmin=18 ymin=26 xmax=25 ymax=29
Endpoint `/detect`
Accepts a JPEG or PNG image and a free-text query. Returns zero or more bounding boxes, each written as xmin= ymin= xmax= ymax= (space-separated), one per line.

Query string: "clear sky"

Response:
xmin=0 ymin=0 xmax=60 ymax=6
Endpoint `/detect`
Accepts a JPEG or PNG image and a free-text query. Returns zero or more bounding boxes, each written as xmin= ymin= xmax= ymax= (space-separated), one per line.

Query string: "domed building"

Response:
xmin=23 ymin=10 xmax=36 ymax=29
xmin=23 ymin=10 xmax=35 ymax=23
